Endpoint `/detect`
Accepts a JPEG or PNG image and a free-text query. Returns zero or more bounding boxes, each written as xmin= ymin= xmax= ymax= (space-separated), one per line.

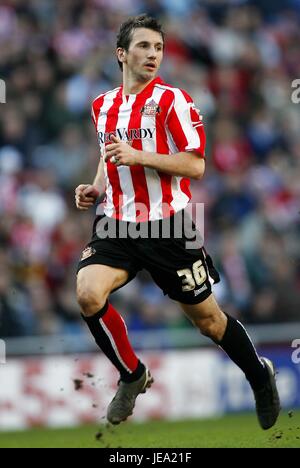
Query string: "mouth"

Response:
xmin=144 ymin=63 xmax=156 ymax=71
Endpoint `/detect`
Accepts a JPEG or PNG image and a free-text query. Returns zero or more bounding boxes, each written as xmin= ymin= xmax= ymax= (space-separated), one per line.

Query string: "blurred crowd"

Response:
xmin=0 ymin=0 xmax=300 ymax=340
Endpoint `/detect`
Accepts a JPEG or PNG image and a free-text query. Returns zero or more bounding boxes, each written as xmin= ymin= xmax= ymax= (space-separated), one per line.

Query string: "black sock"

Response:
xmin=82 ymin=302 xmax=145 ymax=383
xmin=215 ymin=314 xmax=268 ymax=391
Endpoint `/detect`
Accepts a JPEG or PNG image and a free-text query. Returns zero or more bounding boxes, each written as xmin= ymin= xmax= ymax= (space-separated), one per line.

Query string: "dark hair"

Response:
xmin=116 ymin=14 xmax=165 ymax=70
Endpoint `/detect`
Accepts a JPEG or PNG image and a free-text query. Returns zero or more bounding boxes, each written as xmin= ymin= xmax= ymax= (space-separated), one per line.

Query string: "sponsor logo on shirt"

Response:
xmin=97 ymin=127 xmax=156 ymax=145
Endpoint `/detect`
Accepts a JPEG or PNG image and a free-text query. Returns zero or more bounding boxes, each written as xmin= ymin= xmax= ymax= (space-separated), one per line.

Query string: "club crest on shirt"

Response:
xmin=81 ymin=246 xmax=96 ymax=261
xmin=140 ymin=99 xmax=161 ymax=116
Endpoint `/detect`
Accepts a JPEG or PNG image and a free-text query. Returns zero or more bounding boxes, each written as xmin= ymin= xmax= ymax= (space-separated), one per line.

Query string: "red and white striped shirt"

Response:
xmin=91 ymin=77 xmax=205 ymax=222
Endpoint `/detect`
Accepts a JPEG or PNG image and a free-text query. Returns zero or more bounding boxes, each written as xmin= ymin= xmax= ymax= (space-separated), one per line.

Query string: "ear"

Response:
xmin=116 ymin=47 xmax=126 ymax=65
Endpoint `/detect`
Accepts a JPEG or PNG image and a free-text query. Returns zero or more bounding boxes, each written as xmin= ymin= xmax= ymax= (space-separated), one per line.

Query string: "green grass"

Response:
xmin=0 ymin=411 xmax=300 ymax=448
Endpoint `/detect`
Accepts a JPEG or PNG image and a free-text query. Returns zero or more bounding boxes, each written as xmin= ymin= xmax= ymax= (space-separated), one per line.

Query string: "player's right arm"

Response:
xmin=75 ymin=158 xmax=105 ymax=211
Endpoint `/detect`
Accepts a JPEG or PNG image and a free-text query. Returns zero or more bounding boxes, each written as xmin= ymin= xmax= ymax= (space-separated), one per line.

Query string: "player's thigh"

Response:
xmin=77 ymin=264 xmax=129 ymax=304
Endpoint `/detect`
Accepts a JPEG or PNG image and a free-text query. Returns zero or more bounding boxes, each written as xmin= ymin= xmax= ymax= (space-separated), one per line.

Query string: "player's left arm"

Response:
xmin=105 ymin=137 xmax=205 ymax=180
xmin=140 ymin=150 xmax=205 ymax=179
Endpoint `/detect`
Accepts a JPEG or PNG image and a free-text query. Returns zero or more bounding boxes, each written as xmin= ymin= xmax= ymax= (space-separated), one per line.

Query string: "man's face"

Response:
xmin=118 ymin=28 xmax=164 ymax=81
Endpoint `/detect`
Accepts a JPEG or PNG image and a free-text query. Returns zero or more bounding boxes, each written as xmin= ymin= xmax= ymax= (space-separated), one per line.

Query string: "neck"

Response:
xmin=122 ymin=69 xmax=156 ymax=95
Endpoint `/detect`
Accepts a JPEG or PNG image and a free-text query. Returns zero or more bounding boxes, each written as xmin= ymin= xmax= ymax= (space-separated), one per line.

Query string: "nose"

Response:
xmin=147 ymin=46 xmax=157 ymax=58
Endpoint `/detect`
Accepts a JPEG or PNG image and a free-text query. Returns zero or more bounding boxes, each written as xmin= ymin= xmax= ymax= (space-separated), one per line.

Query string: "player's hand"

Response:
xmin=75 ymin=184 xmax=99 ymax=210
xmin=105 ymin=135 xmax=141 ymax=166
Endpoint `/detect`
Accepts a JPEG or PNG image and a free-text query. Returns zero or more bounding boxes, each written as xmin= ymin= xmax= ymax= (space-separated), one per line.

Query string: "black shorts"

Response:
xmin=77 ymin=210 xmax=220 ymax=305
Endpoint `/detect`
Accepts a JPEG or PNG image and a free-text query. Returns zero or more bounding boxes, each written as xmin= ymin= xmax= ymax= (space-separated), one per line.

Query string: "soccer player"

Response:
xmin=75 ymin=14 xmax=280 ymax=429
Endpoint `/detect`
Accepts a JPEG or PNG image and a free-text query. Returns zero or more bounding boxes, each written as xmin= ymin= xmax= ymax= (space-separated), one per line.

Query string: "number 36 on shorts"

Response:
xmin=177 ymin=260 xmax=207 ymax=292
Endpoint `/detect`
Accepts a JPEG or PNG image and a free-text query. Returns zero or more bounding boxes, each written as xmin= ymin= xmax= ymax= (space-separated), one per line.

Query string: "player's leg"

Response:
xmin=77 ymin=263 xmax=128 ymax=315
xmin=77 ymin=264 xmax=145 ymax=381
xmin=180 ymin=294 xmax=280 ymax=430
xmin=179 ymin=293 xmax=227 ymax=341
xmin=180 ymin=294 xmax=268 ymax=389
xmin=77 ymin=264 xmax=153 ymax=424
xmin=141 ymin=207 xmax=280 ymax=430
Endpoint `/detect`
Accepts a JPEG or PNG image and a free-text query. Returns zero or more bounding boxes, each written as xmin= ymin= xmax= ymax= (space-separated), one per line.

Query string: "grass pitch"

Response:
xmin=0 ymin=411 xmax=299 ymax=448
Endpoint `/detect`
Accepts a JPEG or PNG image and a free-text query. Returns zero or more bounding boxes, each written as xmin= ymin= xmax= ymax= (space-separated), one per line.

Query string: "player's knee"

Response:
xmin=195 ymin=315 xmax=224 ymax=341
xmin=77 ymin=285 xmax=107 ymax=317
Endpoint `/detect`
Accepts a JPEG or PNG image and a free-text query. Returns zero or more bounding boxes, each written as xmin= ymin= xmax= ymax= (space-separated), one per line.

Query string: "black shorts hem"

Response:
xmin=76 ymin=256 xmax=137 ymax=280
xmin=168 ymin=288 xmax=212 ymax=305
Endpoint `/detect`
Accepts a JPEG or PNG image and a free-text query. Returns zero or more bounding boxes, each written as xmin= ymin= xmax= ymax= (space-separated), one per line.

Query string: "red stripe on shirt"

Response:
xmin=105 ymin=90 xmax=124 ymax=219
xmin=167 ymin=105 xmax=189 ymax=152
xmin=156 ymin=90 xmax=175 ymax=218
xmin=180 ymin=177 xmax=191 ymax=199
xmin=128 ymin=95 xmax=151 ymax=222
xmin=92 ymin=95 xmax=105 ymax=129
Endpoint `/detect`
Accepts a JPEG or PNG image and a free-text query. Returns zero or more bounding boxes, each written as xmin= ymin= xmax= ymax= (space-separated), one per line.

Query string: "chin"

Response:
xmin=143 ymin=70 xmax=156 ymax=80
xmin=138 ymin=72 xmax=153 ymax=82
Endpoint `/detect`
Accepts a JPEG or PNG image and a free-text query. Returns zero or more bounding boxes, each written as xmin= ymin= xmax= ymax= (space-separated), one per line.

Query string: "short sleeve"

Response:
xmin=166 ymin=89 xmax=206 ymax=158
